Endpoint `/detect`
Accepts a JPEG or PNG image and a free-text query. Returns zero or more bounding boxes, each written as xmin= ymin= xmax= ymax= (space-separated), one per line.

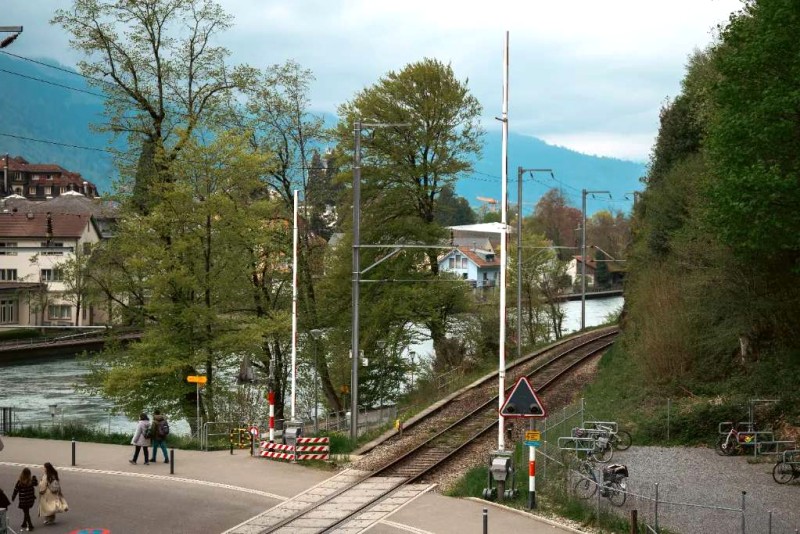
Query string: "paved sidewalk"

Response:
xmin=0 ymin=437 xmax=574 ymax=533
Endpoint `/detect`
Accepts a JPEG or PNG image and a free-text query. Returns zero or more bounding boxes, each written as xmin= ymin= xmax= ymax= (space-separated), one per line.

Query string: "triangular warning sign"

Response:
xmin=499 ymin=377 xmax=547 ymax=418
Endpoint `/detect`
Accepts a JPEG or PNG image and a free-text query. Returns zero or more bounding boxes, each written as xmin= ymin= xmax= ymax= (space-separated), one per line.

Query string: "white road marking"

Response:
xmin=0 ymin=461 xmax=286 ymax=500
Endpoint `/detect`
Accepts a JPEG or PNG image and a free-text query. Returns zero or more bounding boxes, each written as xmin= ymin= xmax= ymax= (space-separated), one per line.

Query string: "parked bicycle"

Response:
xmin=573 ymin=459 xmax=628 ymax=506
xmin=562 ymin=427 xmax=614 ymax=462
xmin=772 ymin=450 xmax=800 ymax=484
xmin=716 ymin=421 xmax=775 ymax=456
xmin=589 ymin=422 xmax=632 ymax=451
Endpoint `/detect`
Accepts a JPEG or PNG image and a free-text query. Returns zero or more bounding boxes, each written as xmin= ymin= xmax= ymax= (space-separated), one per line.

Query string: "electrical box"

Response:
xmin=284 ymin=426 xmax=303 ymax=446
xmin=490 ymin=457 xmax=511 ymax=482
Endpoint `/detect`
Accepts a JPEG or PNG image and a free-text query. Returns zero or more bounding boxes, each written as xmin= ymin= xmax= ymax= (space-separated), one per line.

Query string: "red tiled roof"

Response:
xmin=4 ymin=155 xmax=97 ymax=191
xmin=0 ymin=212 xmax=94 ymax=239
xmin=441 ymin=246 xmax=499 ymax=268
xmin=573 ymin=255 xmax=597 ymax=269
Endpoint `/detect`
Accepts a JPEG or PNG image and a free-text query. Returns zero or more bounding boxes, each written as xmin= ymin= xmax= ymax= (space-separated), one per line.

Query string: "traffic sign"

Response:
xmin=249 ymin=425 xmax=259 ymax=437
xmin=499 ymin=377 xmax=546 ymax=418
xmin=187 ymin=375 xmax=207 ymax=384
xmin=525 ymin=430 xmax=541 ymax=442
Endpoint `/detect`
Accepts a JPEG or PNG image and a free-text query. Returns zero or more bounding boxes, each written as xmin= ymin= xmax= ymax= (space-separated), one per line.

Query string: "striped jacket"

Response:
xmin=12 ymin=477 xmax=38 ymax=509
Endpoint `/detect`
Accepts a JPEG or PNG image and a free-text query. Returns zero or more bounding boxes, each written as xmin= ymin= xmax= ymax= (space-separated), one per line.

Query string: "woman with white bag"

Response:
xmin=38 ymin=462 xmax=68 ymax=525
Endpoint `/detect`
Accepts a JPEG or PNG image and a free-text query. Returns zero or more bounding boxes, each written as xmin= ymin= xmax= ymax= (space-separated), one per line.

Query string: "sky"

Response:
xmin=3 ymin=0 xmax=743 ymax=162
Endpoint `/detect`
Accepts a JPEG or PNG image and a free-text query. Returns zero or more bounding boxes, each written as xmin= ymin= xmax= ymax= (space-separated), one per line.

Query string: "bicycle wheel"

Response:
xmin=594 ymin=443 xmax=613 ymax=463
xmin=772 ymin=462 xmax=794 ymax=484
xmin=607 ymin=481 xmax=627 ymax=506
xmin=614 ymin=430 xmax=632 ymax=451
xmin=716 ymin=435 xmax=736 ymax=456
xmin=573 ymin=468 xmax=597 ymax=499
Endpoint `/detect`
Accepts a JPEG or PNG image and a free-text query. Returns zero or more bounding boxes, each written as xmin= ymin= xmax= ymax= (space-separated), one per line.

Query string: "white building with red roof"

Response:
xmin=0 ymin=211 xmax=103 ymax=327
xmin=438 ymin=245 xmax=500 ymax=288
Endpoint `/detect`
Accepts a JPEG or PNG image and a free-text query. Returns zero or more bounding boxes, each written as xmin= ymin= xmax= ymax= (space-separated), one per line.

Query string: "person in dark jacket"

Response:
xmin=12 ymin=467 xmax=38 ymax=531
xmin=150 ymin=410 xmax=170 ymax=463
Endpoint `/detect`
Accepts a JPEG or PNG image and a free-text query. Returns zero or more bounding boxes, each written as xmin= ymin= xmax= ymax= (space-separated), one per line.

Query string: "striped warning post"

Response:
xmin=260 ymin=442 xmax=329 ymax=453
xmin=295 ymin=437 xmax=330 ymax=444
xmin=258 ymin=436 xmax=330 ymax=462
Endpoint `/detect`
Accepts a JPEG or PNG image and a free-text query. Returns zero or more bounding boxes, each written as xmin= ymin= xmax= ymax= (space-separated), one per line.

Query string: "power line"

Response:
xmin=0 ymin=132 xmax=111 ymax=153
xmin=0 ymin=67 xmax=108 ymax=99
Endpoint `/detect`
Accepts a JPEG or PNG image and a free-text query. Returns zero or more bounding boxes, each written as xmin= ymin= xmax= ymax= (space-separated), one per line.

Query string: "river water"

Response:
xmin=0 ymin=296 xmax=622 ymax=435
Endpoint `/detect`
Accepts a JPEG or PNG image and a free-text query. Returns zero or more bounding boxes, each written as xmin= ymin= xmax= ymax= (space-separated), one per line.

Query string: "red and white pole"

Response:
xmin=268 ymin=390 xmax=276 ymax=443
xmin=528 ymin=444 xmax=536 ymax=509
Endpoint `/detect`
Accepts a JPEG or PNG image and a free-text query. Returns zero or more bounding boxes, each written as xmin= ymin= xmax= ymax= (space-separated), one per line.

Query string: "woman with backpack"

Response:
xmin=129 ymin=412 xmax=151 ymax=465
xmin=12 ymin=467 xmax=38 ymax=531
xmin=38 ymin=462 xmax=67 ymax=526
xmin=150 ymin=410 xmax=170 ymax=463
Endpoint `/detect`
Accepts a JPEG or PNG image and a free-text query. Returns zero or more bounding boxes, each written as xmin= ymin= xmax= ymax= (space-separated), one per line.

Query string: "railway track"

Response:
xmin=228 ymin=328 xmax=618 ymax=534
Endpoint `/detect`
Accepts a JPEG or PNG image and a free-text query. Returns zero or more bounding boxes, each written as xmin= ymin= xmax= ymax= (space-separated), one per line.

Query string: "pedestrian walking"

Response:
xmin=37 ymin=462 xmax=67 ymax=526
xmin=130 ymin=412 xmax=151 ymax=465
xmin=11 ymin=467 xmax=38 ymax=531
xmin=150 ymin=410 xmax=170 ymax=463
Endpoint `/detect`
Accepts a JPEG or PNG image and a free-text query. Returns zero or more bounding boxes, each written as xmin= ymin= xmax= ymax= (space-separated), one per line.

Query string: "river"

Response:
xmin=0 ymin=296 xmax=623 ymax=435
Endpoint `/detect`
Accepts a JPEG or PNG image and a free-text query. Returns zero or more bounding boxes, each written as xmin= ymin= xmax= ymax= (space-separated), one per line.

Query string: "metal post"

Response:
xmin=741 ymin=491 xmax=746 ymax=534
xmin=654 ymin=483 xmax=659 ymax=532
xmin=631 ymin=510 xmax=638 ymax=534
xmin=196 ymin=382 xmax=200 ymax=440
xmin=71 ymin=438 xmax=75 ymax=466
xmin=667 ymin=398 xmax=671 ymax=441
xmin=768 ymin=510 xmax=772 ymax=534
xmin=528 ymin=442 xmax=536 ymax=509
xmin=482 ymin=508 xmax=488 ymax=534
xmin=314 ymin=341 xmax=319 ymax=435
xmin=517 ymin=166 xmax=523 ymax=362
xmin=351 ymin=119 xmax=362 ymax=442
xmin=581 ymin=189 xmax=587 ymax=330
xmin=291 ymin=190 xmax=299 ymax=421
xmin=170 ymin=448 xmax=174 ymax=474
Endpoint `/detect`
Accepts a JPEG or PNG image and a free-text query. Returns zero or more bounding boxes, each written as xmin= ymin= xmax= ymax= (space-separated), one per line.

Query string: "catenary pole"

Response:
xmin=351 ymin=120 xmax=362 ymax=442
xmin=291 ymin=189 xmax=299 ymax=420
xmin=580 ymin=189 xmax=610 ymax=330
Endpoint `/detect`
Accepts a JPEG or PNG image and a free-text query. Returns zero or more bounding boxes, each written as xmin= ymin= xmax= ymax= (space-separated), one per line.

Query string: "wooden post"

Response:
xmin=630 ymin=509 xmax=638 ymax=534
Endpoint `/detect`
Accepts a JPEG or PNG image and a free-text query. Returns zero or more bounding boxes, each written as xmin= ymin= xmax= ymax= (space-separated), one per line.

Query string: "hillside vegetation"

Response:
xmin=595 ymin=0 xmax=800 ymax=440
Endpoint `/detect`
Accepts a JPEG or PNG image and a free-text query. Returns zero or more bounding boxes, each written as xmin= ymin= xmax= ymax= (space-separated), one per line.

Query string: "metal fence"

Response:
xmin=525 ymin=400 xmax=800 ymax=534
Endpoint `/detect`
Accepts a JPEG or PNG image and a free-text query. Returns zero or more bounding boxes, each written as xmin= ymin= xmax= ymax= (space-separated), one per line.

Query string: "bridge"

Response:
xmin=0 ymin=329 xmax=142 ymax=362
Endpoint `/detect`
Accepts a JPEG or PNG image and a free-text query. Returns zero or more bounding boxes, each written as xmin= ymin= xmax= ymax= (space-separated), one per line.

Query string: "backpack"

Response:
xmin=157 ymin=419 xmax=170 ymax=438
xmin=144 ymin=425 xmax=153 ymax=439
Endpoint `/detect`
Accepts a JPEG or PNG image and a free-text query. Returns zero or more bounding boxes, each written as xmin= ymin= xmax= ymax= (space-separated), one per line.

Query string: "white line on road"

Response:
xmin=0 ymin=461 xmax=287 ymax=500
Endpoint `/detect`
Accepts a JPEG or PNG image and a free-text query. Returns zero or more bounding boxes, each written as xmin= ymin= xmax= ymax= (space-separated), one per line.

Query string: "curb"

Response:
xmin=465 ymin=497 xmax=587 ymax=533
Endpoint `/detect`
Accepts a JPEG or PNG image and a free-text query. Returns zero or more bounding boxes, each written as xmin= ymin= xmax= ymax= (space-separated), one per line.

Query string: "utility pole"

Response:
xmin=351 ymin=120 xmax=410 ymax=442
xmin=516 ymin=167 xmax=553 ymax=361
xmin=581 ymin=189 xmax=611 ymax=330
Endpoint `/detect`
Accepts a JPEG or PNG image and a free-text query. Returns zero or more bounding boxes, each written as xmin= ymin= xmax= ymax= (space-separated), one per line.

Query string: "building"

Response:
xmin=438 ymin=246 xmax=500 ymax=288
xmin=2 ymin=155 xmax=99 ymax=200
xmin=0 ymin=211 xmax=103 ymax=327
xmin=447 ymin=222 xmax=507 ymax=252
xmin=566 ymin=255 xmax=596 ymax=287
xmin=1 ymin=191 xmax=118 ymax=238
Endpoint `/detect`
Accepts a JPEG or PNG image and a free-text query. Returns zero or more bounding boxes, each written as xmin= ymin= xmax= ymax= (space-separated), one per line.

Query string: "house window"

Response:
xmin=44 ymin=186 xmax=52 ymax=196
xmin=461 ymin=258 xmax=468 ymax=269
xmin=28 ymin=186 xmax=37 ymax=195
xmin=48 ymin=304 xmax=71 ymax=320
xmin=46 ymin=174 xmax=53 ymax=180
xmin=0 ymin=269 xmax=17 ymax=281
xmin=0 ymin=299 xmax=17 ymax=324
xmin=40 ymin=242 xmax=64 ymax=255
xmin=448 ymin=257 xmax=455 ymax=268
xmin=41 ymin=268 xmax=64 ymax=282
xmin=0 ymin=242 xmax=17 ymax=255
xmin=32 ymin=174 xmax=40 ymax=181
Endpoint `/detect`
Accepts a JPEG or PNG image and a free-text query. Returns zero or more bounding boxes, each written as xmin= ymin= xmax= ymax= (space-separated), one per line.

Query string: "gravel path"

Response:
xmin=609 ymin=446 xmax=800 ymax=534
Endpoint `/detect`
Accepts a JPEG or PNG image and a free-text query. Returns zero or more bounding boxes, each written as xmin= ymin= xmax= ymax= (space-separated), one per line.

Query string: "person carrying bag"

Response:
xmin=38 ymin=462 xmax=68 ymax=525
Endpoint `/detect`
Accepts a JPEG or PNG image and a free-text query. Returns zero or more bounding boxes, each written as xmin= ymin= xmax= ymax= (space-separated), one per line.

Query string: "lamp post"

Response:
xmin=516 ymin=167 xmax=554 ymax=361
xmin=0 ymin=26 xmax=23 ymax=49
xmin=309 ymin=329 xmax=324 ymax=435
xmin=351 ymin=120 xmax=410 ymax=442
xmin=581 ymin=189 xmax=611 ymax=330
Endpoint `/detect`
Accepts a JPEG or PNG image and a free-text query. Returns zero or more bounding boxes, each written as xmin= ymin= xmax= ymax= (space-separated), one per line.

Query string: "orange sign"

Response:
xmin=187 ymin=375 xmax=207 ymax=384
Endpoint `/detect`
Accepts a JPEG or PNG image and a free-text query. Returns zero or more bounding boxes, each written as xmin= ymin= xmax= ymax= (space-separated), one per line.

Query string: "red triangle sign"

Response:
xmin=499 ymin=377 xmax=547 ymax=418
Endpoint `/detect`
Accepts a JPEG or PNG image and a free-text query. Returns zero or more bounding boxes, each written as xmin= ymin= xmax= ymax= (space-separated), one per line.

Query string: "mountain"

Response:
xmin=0 ymin=52 xmax=116 ymax=192
xmin=464 ymin=133 xmax=645 ymax=216
xmin=1 ymin=52 xmax=646 ymax=212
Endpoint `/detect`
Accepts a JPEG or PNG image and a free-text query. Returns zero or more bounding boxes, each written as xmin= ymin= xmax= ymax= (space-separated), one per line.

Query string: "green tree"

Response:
xmin=52 ymin=0 xmax=255 ymax=210
xmin=333 ymin=58 xmax=483 ymax=367
xmin=435 ymin=184 xmax=477 ymax=226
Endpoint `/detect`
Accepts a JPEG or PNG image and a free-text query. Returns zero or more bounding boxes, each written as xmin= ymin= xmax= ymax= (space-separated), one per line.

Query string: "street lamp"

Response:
xmin=0 ymin=26 xmax=23 ymax=49
xmin=581 ymin=189 xmax=611 ymax=330
xmin=309 ymin=329 xmax=324 ymax=435
xmin=351 ymin=119 xmax=410 ymax=441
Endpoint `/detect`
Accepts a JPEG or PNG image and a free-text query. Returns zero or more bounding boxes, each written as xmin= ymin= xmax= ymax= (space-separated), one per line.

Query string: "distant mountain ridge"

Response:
xmin=0 ymin=52 xmax=646 ymax=213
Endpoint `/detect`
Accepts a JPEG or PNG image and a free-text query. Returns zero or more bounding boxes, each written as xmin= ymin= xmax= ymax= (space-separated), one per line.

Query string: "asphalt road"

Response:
xmin=0 ymin=464 xmax=275 ymax=534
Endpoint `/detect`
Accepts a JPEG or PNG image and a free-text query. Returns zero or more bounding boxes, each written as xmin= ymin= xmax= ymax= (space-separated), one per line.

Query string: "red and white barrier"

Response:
xmin=259 ymin=437 xmax=330 ymax=462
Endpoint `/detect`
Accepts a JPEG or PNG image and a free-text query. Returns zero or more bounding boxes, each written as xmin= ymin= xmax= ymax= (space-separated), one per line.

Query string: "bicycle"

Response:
xmin=563 ymin=427 xmax=614 ymax=462
xmin=772 ymin=450 xmax=800 ymax=484
xmin=716 ymin=421 xmax=774 ymax=456
xmin=573 ymin=460 xmax=628 ymax=506
xmin=590 ymin=422 xmax=632 ymax=451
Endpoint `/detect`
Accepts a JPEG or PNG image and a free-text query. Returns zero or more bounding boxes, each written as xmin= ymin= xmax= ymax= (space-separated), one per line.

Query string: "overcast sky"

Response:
xmin=4 ymin=0 xmax=742 ymax=162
